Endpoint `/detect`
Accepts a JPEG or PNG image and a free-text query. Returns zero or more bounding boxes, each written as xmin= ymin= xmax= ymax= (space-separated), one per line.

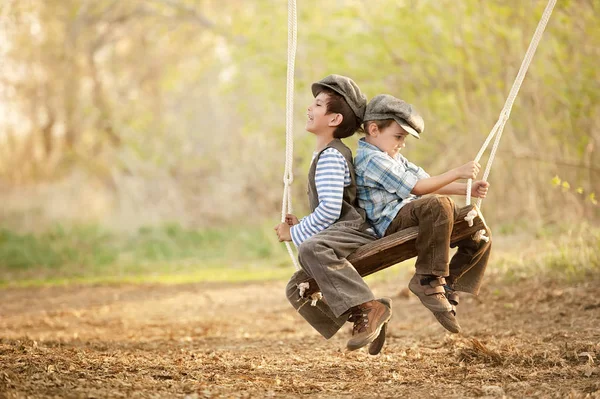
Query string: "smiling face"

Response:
xmin=365 ymin=120 xmax=410 ymax=157
xmin=306 ymin=92 xmax=340 ymax=135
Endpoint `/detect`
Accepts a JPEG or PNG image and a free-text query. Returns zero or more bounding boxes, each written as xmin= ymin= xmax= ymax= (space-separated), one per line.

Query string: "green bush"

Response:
xmin=0 ymin=223 xmax=290 ymax=283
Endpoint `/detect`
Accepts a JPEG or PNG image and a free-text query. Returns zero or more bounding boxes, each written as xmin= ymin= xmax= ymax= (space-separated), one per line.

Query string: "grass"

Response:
xmin=0 ymin=221 xmax=598 ymax=288
xmin=0 ymin=223 xmax=292 ymax=287
xmin=490 ymin=222 xmax=600 ymax=283
xmin=3 ymin=265 xmax=292 ymax=288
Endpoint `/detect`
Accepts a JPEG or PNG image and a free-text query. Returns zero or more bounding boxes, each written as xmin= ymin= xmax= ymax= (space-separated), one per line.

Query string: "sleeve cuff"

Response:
xmin=403 ymin=171 xmax=420 ymax=196
xmin=417 ymin=168 xmax=430 ymax=179
xmin=290 ymin=225 xmax=303 ymax=247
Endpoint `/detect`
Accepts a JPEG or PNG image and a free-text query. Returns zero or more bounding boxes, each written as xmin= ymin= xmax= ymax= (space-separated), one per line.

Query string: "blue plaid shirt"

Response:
xmin=354 ymin=138 xmax=430 ymax=237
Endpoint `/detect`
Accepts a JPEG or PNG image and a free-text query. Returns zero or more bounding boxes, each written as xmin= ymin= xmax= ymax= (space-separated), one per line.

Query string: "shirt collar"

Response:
xmin=358 ymin=137 xmax=384 ymax=153
xmin=358 ymin=138 xmax=405 ymax=161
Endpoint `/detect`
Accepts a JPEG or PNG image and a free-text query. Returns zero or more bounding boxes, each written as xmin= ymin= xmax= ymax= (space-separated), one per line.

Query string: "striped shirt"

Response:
xmin=290 ymin=148 xmax=351 ymax=246
xmin=354 ymin=138 xmax=430 ymax=237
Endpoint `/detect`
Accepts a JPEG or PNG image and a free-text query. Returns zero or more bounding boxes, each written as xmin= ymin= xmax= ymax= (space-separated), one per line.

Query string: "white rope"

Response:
xmin=466 ymin=0 xmax=557 ymax=208
xmin=473 ymin=229 xmax=490 ymax=243
xmin=282 ymin=0 xmax=300 ymax=270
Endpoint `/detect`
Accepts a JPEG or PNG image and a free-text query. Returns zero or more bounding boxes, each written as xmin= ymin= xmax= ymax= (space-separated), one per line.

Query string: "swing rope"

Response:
xmin=282 ymin=0 xmax=300 ymax=270
xmin=466 ymin=0 xmax=557 ymax=208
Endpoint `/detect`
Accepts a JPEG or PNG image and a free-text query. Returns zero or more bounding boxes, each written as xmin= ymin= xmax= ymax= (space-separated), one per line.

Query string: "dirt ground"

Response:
xmin=1 ymin=272 xmax=599 ymax=398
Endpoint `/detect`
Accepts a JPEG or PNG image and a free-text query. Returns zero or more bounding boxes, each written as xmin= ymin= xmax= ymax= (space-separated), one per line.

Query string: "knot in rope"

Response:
xmin=464 ymin=208 xmax=478 ymax=227
xmin=500 ymin=108 xmax=511 ymax=122
xmin=283 ymin=175 xmax=294 ymax=186
xmin=309 ymin=292 xmax=323 ymax=306
xmin=473 ymin=229 xmax=490 ymax=243
xmin=297 ymin=282 xmax=322 ymax=307
xmin=298 ymin=282 xmax=309 ymax=297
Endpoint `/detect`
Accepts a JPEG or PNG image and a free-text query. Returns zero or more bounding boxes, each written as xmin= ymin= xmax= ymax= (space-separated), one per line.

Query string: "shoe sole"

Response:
xmin=433 ymin=311 xmax=462 ymax=334
xmin=368 ymin=298 xmax=392 ymax=355
xmin=368 ymin=322 xmax=387 ymax=355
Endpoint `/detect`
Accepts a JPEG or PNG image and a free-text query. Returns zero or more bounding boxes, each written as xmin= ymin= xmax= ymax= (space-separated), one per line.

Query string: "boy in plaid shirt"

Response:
xmin=354 ymin=94 xmax=492 ymax=333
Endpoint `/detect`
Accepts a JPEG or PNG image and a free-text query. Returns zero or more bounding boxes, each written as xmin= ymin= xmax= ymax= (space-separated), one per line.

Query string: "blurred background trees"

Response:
xmin=0 ymin=0 xmax=598 ymax=233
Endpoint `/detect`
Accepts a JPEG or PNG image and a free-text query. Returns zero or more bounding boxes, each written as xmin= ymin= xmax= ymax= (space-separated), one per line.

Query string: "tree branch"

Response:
xmin=146 ymin=0 xmax=245 ymax=44
xmin=496 ymin=149 xmax=600 ymax=173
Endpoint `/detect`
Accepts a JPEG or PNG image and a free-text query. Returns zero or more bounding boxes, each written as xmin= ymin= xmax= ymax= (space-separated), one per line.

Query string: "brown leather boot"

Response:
xmin=347 ymin=299 xmax=392 ymax=351
xmin=368 ymin=297 xmax=392 ymax=355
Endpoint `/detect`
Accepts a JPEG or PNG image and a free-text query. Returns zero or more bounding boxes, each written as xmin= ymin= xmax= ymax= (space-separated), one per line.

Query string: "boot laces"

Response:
xmin=348 ymin=307 xmax=371 ymax=334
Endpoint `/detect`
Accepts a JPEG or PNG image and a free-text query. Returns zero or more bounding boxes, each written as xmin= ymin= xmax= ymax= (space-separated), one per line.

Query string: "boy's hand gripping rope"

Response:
xmin=465 ymin=0 xmax=556 ymax=213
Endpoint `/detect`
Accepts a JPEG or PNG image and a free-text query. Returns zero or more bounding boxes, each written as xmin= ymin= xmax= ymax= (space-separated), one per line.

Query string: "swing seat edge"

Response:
xmin=298 ymin=205 xmax=488 ymax=297
xmin=349 ymin=204 xmax=488 ymax=277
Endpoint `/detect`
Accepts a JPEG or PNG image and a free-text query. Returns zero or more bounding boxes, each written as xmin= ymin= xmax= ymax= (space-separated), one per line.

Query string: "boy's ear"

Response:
xmin=328 ymin=113 xmax=343 ymax=127
xmin=367 ymin=122 xmax=378 ymax=136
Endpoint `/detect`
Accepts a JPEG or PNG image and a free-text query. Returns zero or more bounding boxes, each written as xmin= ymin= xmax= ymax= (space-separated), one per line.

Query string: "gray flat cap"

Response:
xmin=364 ymin=94 xmax=424 ymax=139
xmin=311 ymin=74 xmax=367 ymax=122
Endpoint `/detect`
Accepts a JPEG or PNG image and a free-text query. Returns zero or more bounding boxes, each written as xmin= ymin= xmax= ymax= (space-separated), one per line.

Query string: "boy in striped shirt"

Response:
xmin=274 ymin=75 xmax=391 ymax=353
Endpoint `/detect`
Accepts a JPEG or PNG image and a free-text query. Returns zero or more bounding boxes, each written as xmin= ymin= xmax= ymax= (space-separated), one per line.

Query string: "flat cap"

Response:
xmin=311 ymin=74 xmax=367 ymax=122
xmin=364 ymin=94 xmax=424 ymax=138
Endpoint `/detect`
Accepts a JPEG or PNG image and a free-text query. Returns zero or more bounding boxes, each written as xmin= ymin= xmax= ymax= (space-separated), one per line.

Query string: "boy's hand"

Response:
xmin=456 ymin=161 xmax=481 ymax=180
xmin=471 ymin=180 xmax=490 ymax=198
xmin=274 ymin=222 xmax=292 ymax=242
xmin=285 ymin=214 xmax=299 ymax=226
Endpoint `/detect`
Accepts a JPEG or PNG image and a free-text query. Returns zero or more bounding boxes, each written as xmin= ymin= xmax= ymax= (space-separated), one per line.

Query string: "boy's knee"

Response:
xmin=436 ymin=194 xmax=455 ymax=207
xmin=427 ymin=195 xmax=455 ymax=216
xmin=297 ymin=238 xmax=321 ymax=264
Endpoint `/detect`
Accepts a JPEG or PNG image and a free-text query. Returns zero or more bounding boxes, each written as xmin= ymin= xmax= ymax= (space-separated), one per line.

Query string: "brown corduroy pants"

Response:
xmin=385 ymin=195 xmax=492 ymax=295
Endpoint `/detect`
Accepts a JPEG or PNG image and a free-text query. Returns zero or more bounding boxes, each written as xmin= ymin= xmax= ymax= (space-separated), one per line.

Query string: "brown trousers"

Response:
xmin=385 ymin=195 xmax=492 ymax=295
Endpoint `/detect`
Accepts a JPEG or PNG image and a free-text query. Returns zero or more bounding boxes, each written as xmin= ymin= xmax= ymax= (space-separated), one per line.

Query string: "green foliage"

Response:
xmin=0 ymin=223 xmax=291 ymax=284
xmin=493 ymin=223 xmax=600 ymax=283
xmin=542 ymin=227 xmax=600 ymax=280
xmin=230 ymin=0 xmax=600 ymax=225
xmin=1 ymin=0 xmax=598 ymax=232
xmin=551 ymin=175 xmax=598 ymax=206
xmin=0 ymin=226 xmax=117 ymax=270
xmin=126 ymin=223 xmax=281 ymax=262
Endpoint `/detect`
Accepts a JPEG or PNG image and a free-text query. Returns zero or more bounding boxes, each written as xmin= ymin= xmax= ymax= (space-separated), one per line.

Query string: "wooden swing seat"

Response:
xmin=302 ymin=205 xmax=488 ymax=293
